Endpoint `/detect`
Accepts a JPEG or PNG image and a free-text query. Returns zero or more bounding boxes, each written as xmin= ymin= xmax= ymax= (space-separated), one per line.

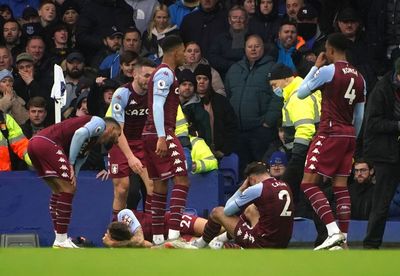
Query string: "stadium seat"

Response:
xmin=0 ymin=233 xmax=40 ymax=247
xmin=219 ymin=153 xmax=240 ymax=200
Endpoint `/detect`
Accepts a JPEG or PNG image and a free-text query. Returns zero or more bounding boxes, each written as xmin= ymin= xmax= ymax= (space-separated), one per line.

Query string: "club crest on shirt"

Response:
xmin=113 ymin=103 xmax=122 ymax=112
xmin=111 ymin=164 xmax=118 ymax=174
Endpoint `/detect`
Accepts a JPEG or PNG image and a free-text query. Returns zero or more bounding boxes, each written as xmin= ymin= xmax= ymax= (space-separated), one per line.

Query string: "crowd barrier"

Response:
xmin=1 ymin=171 xmax=399 ymax=247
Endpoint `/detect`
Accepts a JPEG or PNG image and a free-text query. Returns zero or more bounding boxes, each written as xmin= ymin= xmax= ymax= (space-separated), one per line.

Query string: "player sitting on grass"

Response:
xmin=176 ymin=162 xmax=294 ymax=249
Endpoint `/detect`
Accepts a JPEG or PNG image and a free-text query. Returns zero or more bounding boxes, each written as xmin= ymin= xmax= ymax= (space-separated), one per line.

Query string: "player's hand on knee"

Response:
xmin=96 ymin=169 xmax=110 ymax=181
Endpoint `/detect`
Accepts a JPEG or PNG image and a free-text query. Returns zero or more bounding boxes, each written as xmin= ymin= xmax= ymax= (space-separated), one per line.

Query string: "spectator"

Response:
xmin=63 ymin=52 xmax=87 ymax=113
xmin=179 ymin=41 xmax=225 ymax=96
xmin=248 ymin=0 xmax=281 ymax=44
xmin=177 ymin=68 xmax=212 ymax=146
xmin=180 ymin=0 xmax=229 ymax=60
xmin=336 ymin=7 xmax=377 ymax=96
xmin=75 ymin=0 xmax=134 ymax=62
xmin=0 ymin=4 xmax=13 ymax=20
xmin=2 ymin=19 xmax=24 ymax=59
xmin=363 ymin=57 xmax=400 ymax=249
xmin=268 ymin=151 xmax=287 ymax=179
xmin=142 ymin=4 xmax=179 ymax=63
xmin=267 ymin=20 xmax=309 ymax=74
xmin=21 ymin=96 xmax=48 ymax=138
xmin=124 ymin=0 xmax=159 ymax=35
xmin=0 ymin=46 xmax=13 ymax=71
xmin=47 ymin=22 xmax=72 ymax=65
xmin=365 ymin=0 xmax=395 ymax=75
xmin=60 ymin=0 xmax=80 ymax=49
xmin=168 ymin=0 xmax=199 ymax=28
xmin=0 ymin=69 xmax=28 ymax=125
xmin=99 ymin=27 xmax=144 ymax=80
xmin=25 ymin=36 xmax=52 ymax=82
xmin=0 ymin=110 xmax=31 ymax=171
xmin=208 ymin=5 xmax=247 ymax=79
xmin=114 ymin=50 xmax=139 ymax=84
xmin=91 ymin=26 xmax=123 ymax=69
xmin=348 ymin=158 xmax=375 ymax=220
xmin=194 ymin=64 xmax=238 ymax=159
xmin=0 ymin=1 xmax=40 ymax=20
xmin=123 ymin=27 xmax=143 ymax=54
xmin=13 ymin=52 xmax=47 ymax=105
xmin=87 ymin=78 xmax=120 ymax=117
xmin=38 ymin=0 xmax=57 ymax=28
xmin=74 ymin=91 xmax=89 ymax=117
xmin=296 ymin=5 xmax=326 ymax=53
xmin=225 ymin=34 xmax=281 ymax=176
xmin=20 ymin=8 xmax=43 ymax=41
xmin=238 ymin=0 xmax=255 ymax=18
xmin=285 ymin=0 xmax=303 ymax=21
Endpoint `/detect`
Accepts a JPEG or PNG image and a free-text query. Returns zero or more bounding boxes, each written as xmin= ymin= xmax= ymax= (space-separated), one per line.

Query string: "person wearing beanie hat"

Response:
xmin=268 ymin=62 xmax=321 ymax=220
xmin=179 ymin=41 xmax=226 ymax=96
xmin=177 ymin=68 xmax=212 ymax=146
xmin=194 ymin=63 xmax=213 ymax=99
xmin=0 ymin=69 xmax=29 ymax=125
xmin=363 ymin=56 xmax=400 ymax=249
xmin=268 ymin=151 xmax=288 ymax=179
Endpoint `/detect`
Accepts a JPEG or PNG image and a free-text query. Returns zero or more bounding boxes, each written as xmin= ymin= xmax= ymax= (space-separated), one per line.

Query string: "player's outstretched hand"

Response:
xmin=128 ymin=155 xmax=144 ymax=174
xmin=315 ymin=52 xmax=327 ymax=68
xmin=155 ymin=137 xmax=167 ymax=157
xmin=96 ymin=169 xmax=110 ymax=181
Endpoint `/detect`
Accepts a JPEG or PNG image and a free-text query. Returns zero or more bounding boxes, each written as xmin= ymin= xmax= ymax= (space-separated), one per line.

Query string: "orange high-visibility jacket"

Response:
xmin=0 ymin=113 xmax=32 ymax=171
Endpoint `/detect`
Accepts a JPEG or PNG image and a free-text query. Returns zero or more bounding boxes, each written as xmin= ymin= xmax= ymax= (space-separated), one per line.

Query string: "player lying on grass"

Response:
xmin=102 ymin=209 xmax=208 ymax=248
xmin=176 ymin=162 xmax=294 ymax=249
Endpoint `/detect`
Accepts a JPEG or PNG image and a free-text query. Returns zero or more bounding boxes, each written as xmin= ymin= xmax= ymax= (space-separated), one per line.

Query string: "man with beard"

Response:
xmin=348 ymin=158 xmax=375 ymax=220
xmin=2 ymin=19 xmax=23 ymax=59
xmin=91 ymin=26 xmax=123 ymax=70
xmin=63 ymin=52 xmax=86 ymax=113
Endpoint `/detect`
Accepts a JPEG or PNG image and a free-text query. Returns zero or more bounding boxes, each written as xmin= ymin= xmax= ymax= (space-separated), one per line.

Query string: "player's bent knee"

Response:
xmin=210 ymin=206 xmax=224 ymax=220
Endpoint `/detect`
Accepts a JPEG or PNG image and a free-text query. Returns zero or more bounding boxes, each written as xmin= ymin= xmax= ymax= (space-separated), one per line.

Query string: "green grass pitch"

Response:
xmin=1 ymin=248 xmax=399 ymax=275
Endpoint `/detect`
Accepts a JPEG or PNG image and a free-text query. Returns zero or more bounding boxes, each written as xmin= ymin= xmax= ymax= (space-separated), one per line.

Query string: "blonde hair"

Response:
xmin=147 ymin=4 xmax=171 ymax=41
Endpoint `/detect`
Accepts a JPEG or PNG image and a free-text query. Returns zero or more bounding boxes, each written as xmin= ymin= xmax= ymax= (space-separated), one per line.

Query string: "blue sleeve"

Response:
xmin=118 ymin=209 xmax=142 ymax=234
xmin=298 ymin=65 xmax=335 ymax=99
xmin=224 ymin=183 xmax=263 ymax=216
xmin=110 ymin=87 xmax=130 ymax=123
xmin=152 ymin=68 xmax=174 ymax=137
xmin=69 ymin=116 xmax=106 ymax=165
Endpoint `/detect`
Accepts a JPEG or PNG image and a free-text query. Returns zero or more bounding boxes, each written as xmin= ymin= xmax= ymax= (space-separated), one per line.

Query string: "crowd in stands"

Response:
xmin=2 ymin=0 xmax=400 ymax=248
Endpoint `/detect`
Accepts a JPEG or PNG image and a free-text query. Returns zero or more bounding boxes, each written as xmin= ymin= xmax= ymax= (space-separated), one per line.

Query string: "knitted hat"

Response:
xmin=267 ymin=63 xmax=293 ymax=81
xmin=269 ymin=151 xmax=288 ymax=166
xmin=194 ymin=64 xmax=212 ymax=81
xmin=177 ymin=69 xmax=197 ymax=86
xmin=0 ymin=69 xmax=13 ymax=81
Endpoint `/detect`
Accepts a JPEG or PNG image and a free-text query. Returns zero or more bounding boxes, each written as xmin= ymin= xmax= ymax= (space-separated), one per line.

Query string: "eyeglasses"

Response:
xmin=354 ymin=168 xmax=369 ymax=174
